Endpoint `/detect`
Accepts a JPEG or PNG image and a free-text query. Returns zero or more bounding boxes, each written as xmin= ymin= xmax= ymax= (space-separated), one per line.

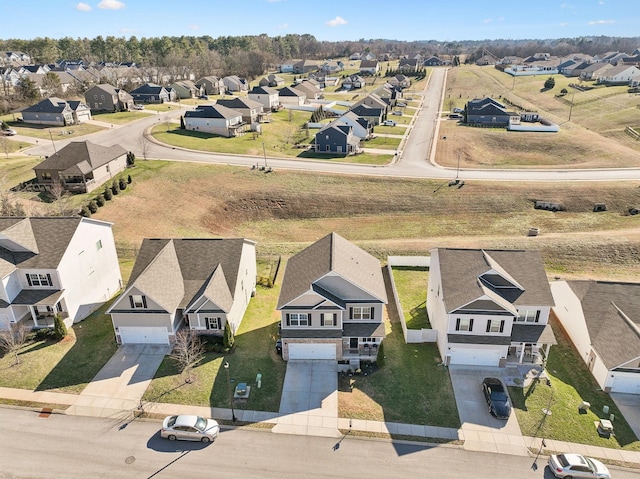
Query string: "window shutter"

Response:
xmin=286 ymin=313 xmax=290 ymax=326
xmin=26 ymin=275 xmax=32 ymax=286
xmin=500 ymin=320 xmax=505 ymax=333
xmin=333 ymin=313 xmax=337 ymax=325
xmin=320 ymin=313 xmax=325 ymax=326
xmin=535 ymin=310 xmax=540 ymax=323
xmin=486 ymin=321 xmax=491 ymax=333
xmin=469 ymin=318 xmax=474 ymax=331
xmin=142 ymin=296 xmax=147 ymax=308
xmin=455 ymin=318 xmax=460 ymax=331
xmin=349 ymin=307 xmax=353 ymax=319
xmin=308 ymin=313 xmax=312 ymax=327
xmin=46 ymin=274 xmax=52 ymax=286
xmin=129 ymin=296 xmax=134 ymax=308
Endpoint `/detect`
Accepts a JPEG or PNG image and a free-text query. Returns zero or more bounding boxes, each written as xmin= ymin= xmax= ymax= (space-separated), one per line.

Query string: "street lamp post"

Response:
xmin=223 ymin=361 xmax=237 ymax=422
xmin=262 ymin=141 xmax=267 ymax=168
xmin=568 ymin=92 xmax=575 ymax=121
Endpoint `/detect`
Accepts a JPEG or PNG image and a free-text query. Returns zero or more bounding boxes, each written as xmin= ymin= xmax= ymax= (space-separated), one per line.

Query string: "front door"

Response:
xmin=349 ymin=337 xmax=358 ymax=352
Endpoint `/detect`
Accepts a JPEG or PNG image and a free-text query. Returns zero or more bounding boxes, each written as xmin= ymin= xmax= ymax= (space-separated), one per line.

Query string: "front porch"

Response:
xmin=507 ymin=323 xmax=557 ymax=366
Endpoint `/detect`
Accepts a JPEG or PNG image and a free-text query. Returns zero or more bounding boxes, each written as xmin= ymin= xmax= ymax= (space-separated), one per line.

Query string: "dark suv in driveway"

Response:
xmin=481 ymin=377 xmax=511 ymax=419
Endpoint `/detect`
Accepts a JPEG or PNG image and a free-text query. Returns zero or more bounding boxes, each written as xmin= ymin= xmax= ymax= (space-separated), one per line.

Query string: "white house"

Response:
xmin=427 ymin=248 xmax=556 ymax=367
xmin=551 ymin=280 xmax=640 ymax=394
xmin=0 ymin=217 xmax=122 ymax=330
xmin=248 ymin=86 xmax=280 ymax=111
xmin=183 ymin=105 xmax=245 ymax=137
xmin=332 ymin=111 xmax=372 ymax=140
xmin=108 ymin=238 xmax=257 ymax=344
xmin=278 ymin=86 xmax=306 ymax=106
xmin=597 ymin=65 xmax=640 ymax=85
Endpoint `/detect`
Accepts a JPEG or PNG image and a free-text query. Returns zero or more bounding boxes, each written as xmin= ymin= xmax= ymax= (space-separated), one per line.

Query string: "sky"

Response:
xmin=0 ymin=0 xmax=637 ymax=42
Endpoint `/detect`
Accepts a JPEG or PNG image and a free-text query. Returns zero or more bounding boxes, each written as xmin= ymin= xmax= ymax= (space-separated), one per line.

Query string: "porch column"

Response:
xmin=29 ymin=306 xmax=39 ymax=327
xmin=519 ymin=343 xmax=526 ymax=363
xmin=544 ymin=344 xmax=551 ymax=363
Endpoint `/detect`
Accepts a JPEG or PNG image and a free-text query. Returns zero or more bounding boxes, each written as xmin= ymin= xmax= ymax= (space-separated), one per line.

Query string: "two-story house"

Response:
xmin=84 ymin=84 xmax=134 ymax=112
xmin=107 ymin=238 xmax=256 ymax=345
xmin=248 ymin=86 xmax=280 ymax=112
xmin=427 ymin=248 xmax=556 ymax=367
xmin=0 ymin=217 xmax=122 ymax=330
xmin=183 ymin=105 xmax=246 ymax=137
xmin=276 ymin=232 xmax=387 ymax=365
xmin=216 ymin=97 xmax=270 ymax=124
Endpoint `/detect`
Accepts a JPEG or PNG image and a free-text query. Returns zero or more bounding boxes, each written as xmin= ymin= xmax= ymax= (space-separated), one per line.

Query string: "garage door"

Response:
xmin=288 ymin=343 xmax=336 ymax=360
xmin=76 ymin=112 xmax=92 ymax=123
xmin=450 ymin=348 xmax=500 ymax=367
xmin=610 ymin=374 xmax=640 ymax=394
xmin=118 ymin=326 xmax=169 ymax=344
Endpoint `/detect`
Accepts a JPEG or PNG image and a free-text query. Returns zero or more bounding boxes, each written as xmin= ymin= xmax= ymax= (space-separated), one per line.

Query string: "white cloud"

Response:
xmin=560 ymin=22 xmax=569 ymax=26
xmin=119 ymin=27 xmax=137 ymax=34
xmin=277 ymin=23 xmax=288 ymax=30
xmin=326 ymin=16 xmax=347 ymax=27
xmin=598 ymin=1 xmax=604 ymax=4
xmin=482 ymin=18 xmax=493 ymax=23
xmin=188 ymin=24 xmax=199 ymax=30
xmin=76 ymin=2 xmax=91 ymax=11
xmin=98 ymin=0 xmax=126 ymax=10
xmin=588 ymin=19 xmax=614 ymax=24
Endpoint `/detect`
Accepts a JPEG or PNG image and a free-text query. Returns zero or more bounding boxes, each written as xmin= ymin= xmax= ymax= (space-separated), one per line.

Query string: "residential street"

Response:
xmin=22 ymin=68 xmax=640 ymax=182
xmin=3 ymin=408 xmax=638 ymax=478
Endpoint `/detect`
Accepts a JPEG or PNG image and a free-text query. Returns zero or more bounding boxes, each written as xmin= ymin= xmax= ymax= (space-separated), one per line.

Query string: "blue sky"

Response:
xmin=1 ymin=0 xmax=636 ymax=42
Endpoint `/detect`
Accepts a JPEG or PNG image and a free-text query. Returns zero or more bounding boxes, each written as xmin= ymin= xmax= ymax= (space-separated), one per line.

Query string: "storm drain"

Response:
xmin=125 ymin=456 xmax=136 ymax=465
xmin=38 ymin=408 xmax=52 ymax=418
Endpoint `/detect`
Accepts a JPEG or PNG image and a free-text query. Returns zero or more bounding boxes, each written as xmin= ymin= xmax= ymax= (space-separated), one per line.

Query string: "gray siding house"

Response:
xmin=85 ymin=84 xmax=134 ymax=112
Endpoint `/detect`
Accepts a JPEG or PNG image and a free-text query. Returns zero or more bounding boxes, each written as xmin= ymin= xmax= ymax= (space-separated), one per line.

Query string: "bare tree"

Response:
xmin=0 ymin=136 xmax=9 ymax=159
xmin=170 ymin=330 xmax=205 ymax=383
xmin=47 ymin=180 xmax=74 ymax=216
xmin=0 ymin=325 xmax=30 ymax=365
xmin=138 ymin=136 xmax=150 ymax=160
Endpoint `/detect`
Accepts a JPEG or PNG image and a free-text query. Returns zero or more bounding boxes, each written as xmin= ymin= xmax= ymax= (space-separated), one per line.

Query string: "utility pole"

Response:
xmin=223 ymin=361 xmax=237 ymax=422
xmin=568 ymin=92 xmax=575 ymax=121
xmin=262 ymin=141 xmax=267 ymax=168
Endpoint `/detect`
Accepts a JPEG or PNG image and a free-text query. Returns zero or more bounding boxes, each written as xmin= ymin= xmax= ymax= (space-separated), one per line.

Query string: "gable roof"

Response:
xmin=33 ymin=141 xmax=126 ymax=176
xmin=279 ymin=86 xmax=305 ymax=97
xmin=0 ymin=217 xmax=99 ymax=276
xmin=130 ymin=83 xmax=167 ymax=95
xmin=22 ymin=97 xmax=71 ymax=114
xmin=566 ymin=281 xmax=640 ymax=370
xmin=350 ymin=104 xmax=383 ymax=117
xmin=249 ymin=85 xmax=278 ymax=95
xmin=277 ymin=232 xmax=387 ymax=309
xmin=434 ymin=248 xmax=554 ymax=313
xmin=184 ymin=104 xmax=241 ymax=120
xmin=122 ymin=238 xmax=254 ymax=314
xmin=216 ymin=97 xmax=263 ymax=110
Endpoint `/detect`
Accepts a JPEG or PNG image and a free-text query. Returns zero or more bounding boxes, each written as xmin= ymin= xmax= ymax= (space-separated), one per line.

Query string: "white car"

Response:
xmin=160 ymin=415 xmax=219 ymax=443
xmin=392 ymin=111 xmax=403 ymax=116
xmin=1 ymin=128 xmax=17 ymax=136
xmin=548 ymin=454 xmax=611 ymax=478
xmin=383 ymin=120 xmax=396 ymax=126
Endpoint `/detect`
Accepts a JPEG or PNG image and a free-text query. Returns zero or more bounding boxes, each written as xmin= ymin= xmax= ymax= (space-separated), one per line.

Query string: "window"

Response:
xmin=287 ymin=313 xmax=309 ymax=326
xmin=455 ymin=317 xmax=474 ymax=332
xmin=96 ymin=239 xmax=103 ymax=250
xmin=321 ymin=313 xmax=336 ymax=326
xmin=42 ymin=172 xmax=52 ymax=180
xmin=486 ymin=319 xmax=505 ymax=333
xmin=27 ymin=273 xmax=52 ymax=287
xmin=362 ymin=337 xmax=377 ymax=343
xmin=517 ymin=310 xmax=540 ymax=323
xmin=351 ymin=307 xmax=372 ymax=320
xmin=130 ymin=294 xmax=147 ymax=309
xmin=206 ymin=317 xmax=220 ymax=330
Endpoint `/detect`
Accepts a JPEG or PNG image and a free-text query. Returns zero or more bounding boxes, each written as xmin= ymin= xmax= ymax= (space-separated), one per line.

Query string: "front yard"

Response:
xmin=0 ymin=301 xmax=118 ymax=394
xmin=0 ymin=114 xmax=105 ymax=140
xmin=509 ymin=318 xmax=640 ymax=451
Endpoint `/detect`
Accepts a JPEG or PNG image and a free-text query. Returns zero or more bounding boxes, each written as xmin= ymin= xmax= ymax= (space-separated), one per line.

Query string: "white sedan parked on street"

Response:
xmin=160 ymin=415 xmax=219 ymax=443
xmin=548 ymin=453 xmax=611 ymax=478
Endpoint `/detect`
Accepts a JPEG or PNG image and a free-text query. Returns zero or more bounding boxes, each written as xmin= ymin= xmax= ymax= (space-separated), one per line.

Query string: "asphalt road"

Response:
xmin=24 ymin=69 xmax=640 ymax=182
xmin=4 ymin=408 xmax=639 ymax=479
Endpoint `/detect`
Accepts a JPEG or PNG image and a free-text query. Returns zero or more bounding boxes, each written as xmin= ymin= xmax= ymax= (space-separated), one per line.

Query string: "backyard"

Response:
xmin=391 ymin=267 xmax=430 ymax=329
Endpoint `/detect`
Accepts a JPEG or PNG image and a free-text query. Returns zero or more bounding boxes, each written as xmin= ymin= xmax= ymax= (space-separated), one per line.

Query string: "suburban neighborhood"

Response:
xmin=1 ymin=7 xmax=640 ymax=478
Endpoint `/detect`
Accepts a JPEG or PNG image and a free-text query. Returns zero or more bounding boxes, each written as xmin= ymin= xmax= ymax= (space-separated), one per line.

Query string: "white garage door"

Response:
xmin=450 ymin=348 xmax=500 ymax=367
xmin=119 ymin=326 xmax=169 ymax=344
xmin=288 ymin=343 xmax=336 ymax=360
xmin=77 ymin=112 xmax=91 ymax=123
xmin=610 ymin=374 xmax=640 ymax=394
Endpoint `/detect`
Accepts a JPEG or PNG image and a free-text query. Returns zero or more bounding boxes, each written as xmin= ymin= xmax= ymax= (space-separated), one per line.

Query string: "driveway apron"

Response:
xmin=610 ymin=393 xmax=640 ymax=440
xmin=449 ymin=365 xmax=529 ymax=456
xmin=272 ymin=360 xmax=340 ymax=438
xmin=67 ymin=344 xmax=170 ymax=418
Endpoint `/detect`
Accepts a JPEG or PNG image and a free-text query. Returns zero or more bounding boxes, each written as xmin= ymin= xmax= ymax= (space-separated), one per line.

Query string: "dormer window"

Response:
xmin=27 ymin=273 xmax=52 ymax=287
xmin=130 ymin=294 xmax=147 ymax=309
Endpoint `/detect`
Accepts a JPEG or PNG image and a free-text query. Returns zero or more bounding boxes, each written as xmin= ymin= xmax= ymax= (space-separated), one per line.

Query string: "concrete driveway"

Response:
xmin=449 ymin=365 xmax=529 ymax=456
xmin=272 ymin=360 xmax=340 ymax=437
xmin=611 ymin=393 xmax=640 ymax=440
xmin=67 ymin=344 xmax=170 ymax=419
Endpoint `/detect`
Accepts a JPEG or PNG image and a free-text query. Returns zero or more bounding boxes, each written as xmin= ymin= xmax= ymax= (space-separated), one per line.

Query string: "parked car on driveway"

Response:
xmin=131 ymin=104 xmax=144 ymax=110
xmin=160 ymin=415 xmax=219 ymax=443
xmin=453 ymin=107 xmax=464 ymax=113
xmin=481 ymin=377 xmax=511 ymax=419
xmin=397 ymin=102 xmax=407 ymax=107
xmin=548 ymin=453 xmax=611 ymax=478
xmin=0 ymin=128 xmax=17 ymax=136
xmin=383 ymin=120 xmax=397 ymax=126
xmin=449 ymin=113 xmax=463 ymax=119
xmin=392 ymin=111 xmax=403 ymax=116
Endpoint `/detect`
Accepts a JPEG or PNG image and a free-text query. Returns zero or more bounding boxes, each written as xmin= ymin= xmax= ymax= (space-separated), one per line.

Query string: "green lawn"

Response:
xmin=391 ymin=267 xmax=430 ymax=329
xmin=0 ymin=301 xmax=118 ymax=394
xmin=91 ymin=111 xmax=153 ymax=124
xmin=363 ymin=136 xmax=402 ymax=149
xmin=142 ymin=260 xmax=286 ymax=412
xmin=141 ymin=103 xmax=177 ymax=112
xmin=338 ymin=319 xmax=459 ymax=427
xmin=510 ymin=319 xmax=640 ymax=450
xmin=0 ymin=116 xmax=105 ymax=140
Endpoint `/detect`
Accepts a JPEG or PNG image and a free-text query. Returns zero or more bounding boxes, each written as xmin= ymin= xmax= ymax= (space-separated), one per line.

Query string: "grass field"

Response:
xmin=436 ymin=65 xmax=640 ymax=169
xmin=0 ymin=114 xmax=105 ymax=140
xmin=90 ymin=110 xmax=153 ymax=124
xmin=391 ymin=267 xmax=430 ymax=329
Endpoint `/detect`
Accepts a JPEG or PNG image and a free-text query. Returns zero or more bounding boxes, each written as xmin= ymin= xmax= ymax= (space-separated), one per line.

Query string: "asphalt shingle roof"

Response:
xmin=33 ymin=141 xmax=126 ymax=176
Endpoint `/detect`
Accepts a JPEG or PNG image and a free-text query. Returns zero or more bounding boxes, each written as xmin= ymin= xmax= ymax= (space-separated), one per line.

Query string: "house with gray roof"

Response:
xmin=130 ymin=83 xmax=170 ymax=104
xmin=33 ymin=141 xmax=127 ymax=193
xmin=107 ymin=238 xmax=256 ymax=345
xmin=183 ymin=105 xmax=245 ymax=137
xmin=258 ymin=74 xmax=285 ymax=88
xmin=85 ymin=83 xmax=134 ymax=112
xmin=21 ymin=97 xmax=91 ymax=126
xmin=248 ymin=85 xmax=280 ymax=111
xmin=580 ymin=62 xmax=613 ymax=80
xmin=196 ymin=76 xmax=225 ymax=95
xmin=170 ymin=80 xmax=203 ymax=99
xmin=551 ymin=280 xmax=640 ymax=394
xmin=0 ymin=217 xmax=122 ymax=331
xmin=314 ymin=123 xmax=360 ymax=155
xmin=427 ymin=248 xmax=556 ymax=367
xmin=222 ymin=75 xmax=249 ymax=92
xmin=278 ymin=86 xmax=306 ymax=106
xmin=216 ymin=97 xmax=270 ymax=124
xmin=277 ymin=232 xmax=387 ymax=363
